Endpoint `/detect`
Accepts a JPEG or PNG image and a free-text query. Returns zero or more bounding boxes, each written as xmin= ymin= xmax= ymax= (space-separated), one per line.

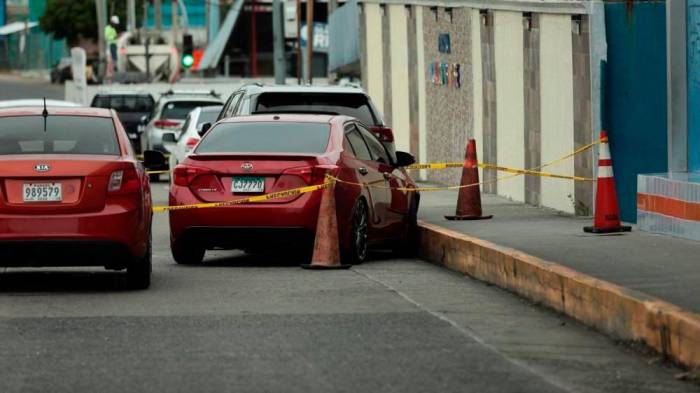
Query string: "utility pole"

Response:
xmin=250 ymin=0 xmax=258 ymax=77
xmin=272 ymin=0 xmax=285 ymax=84
xmin=296 ymin=0 xmax=301 ymax=84
xmin=127 ymin=0 xmax=137 ymax=33
xmin=155 ymin=0 xmax=162 ymax=35
xmin=95 ymin=0 xmax=107 ymax=80
xmin=172 ymin=0 xmax=178 ymax=47
xmin=305 ymin=0 xmax=314 ymax=84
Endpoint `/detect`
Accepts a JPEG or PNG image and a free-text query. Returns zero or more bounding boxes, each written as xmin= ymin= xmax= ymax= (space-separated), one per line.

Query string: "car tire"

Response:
xmin=343 ymin=199 xmax=369 ymax=265
xmin=149 ymin=173 xmax=160 ymax=183
xmin=127 ymin=235 xmax=152 ymax=290
xmin=393 ymin=194 xmax=420 ymax=257
xmin=171 ymin=238 xmax=205 ymax=265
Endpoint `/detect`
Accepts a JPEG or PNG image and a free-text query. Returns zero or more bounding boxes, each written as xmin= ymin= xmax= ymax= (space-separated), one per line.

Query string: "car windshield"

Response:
xmin=0 ymin=115 xmax=120 ymax=155
xmin=161 ymin=101 xmax=221 ymax=120
xmin=196 ymin=122 xmax=330 ymax=154
xmin=254 ymin=93 xmax=377 ymax=125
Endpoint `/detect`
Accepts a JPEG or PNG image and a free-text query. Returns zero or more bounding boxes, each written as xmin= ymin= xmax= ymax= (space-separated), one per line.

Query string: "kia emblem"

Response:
xmin=241 ymin=162 xmax=254 ymax=172
xmin=34 ymin=164 xmax=50 ymax=172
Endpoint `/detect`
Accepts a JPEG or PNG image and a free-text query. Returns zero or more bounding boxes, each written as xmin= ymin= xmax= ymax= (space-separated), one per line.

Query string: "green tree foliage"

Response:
xmin=39 ymin=0 xmax=97 ymax=45
xmin=40 ymin=0 xmax=145 ymax=46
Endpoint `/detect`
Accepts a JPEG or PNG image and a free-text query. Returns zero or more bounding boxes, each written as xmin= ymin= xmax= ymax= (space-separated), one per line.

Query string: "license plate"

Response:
xmin=128 ymin=132 xmax=139 ymax=140
xmin=232 ymin=176 xmax=265 ymax=193
xmin=23 ymin=183 xmax=62 ymax=202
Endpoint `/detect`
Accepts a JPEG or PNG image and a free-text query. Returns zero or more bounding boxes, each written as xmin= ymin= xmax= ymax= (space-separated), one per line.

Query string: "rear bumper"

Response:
xmin=0 ymin=240 xmax=133 ymax=269
xmin=0 ymin=203 xmax=147 ymax=266
xmin=177 ymin=227 xmax=315 ymax=251
xmin=169 ymin=185 xmax=322 ymax=247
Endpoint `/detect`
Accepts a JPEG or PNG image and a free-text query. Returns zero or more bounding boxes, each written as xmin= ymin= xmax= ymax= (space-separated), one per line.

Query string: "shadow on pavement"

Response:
xmin=0 ymin=270 xmax=130 ymax=293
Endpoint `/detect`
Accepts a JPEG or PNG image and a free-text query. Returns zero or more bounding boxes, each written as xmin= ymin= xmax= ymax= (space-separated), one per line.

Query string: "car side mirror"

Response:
xmin=395 ymin=151 xmax=416 ymax=167
xmin=142 ymin=150 xmax=167 ymax=170
xmin=197 ymin=122 xmax=212 ymax=137
xmin=162 ymin=132 xmax=177 ymax=144
xmin=140 ymin=114 xmax=150 ymax=125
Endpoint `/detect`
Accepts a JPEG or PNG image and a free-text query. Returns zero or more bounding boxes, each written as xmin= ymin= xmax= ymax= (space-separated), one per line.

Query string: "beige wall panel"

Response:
xmin=364 ymin=3 xmax=384 ymax=111
xmin=470 ymin=9 xmax=484 ymax=186
xmin=416 ymin=7 xmax=428 ymax=180
xmin=494 ymin=10 xmax=525 ymax=202
xmin=540 ymin=14 xmax=575 ymax=213
xmin=388 ymin=4 xmax=411 ymax=152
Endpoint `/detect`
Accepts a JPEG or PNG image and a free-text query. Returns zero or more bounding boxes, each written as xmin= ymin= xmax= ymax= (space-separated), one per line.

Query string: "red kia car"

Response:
xmin=169 ymin=114 xmax=419 ymax=264
xmin=0 ymin=106 xmax=165 ymax=289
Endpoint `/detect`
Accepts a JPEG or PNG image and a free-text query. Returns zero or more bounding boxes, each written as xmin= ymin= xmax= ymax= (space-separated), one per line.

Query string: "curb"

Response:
xmin=418 ymin=220 xmax=700 ymax=370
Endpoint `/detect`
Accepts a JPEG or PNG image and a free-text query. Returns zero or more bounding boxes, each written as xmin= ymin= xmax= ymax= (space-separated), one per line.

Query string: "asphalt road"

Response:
xmin=0 ymin=77 xmax=698 ymax=393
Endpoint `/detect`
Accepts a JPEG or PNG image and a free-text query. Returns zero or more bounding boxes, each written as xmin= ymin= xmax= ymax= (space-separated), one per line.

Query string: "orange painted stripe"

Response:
xmin=637 ymin=193 xmax=700 ymax=222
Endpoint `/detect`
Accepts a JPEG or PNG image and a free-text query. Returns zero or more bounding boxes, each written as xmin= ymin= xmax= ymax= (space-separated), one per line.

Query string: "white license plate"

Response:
xmin=232 ymin=176 xmax=265 ymax=193
xmin=23 ymin=183 xmax=62 ymax=202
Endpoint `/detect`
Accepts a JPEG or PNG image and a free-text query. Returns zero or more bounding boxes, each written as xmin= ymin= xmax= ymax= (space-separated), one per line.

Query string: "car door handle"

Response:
xmin=382 ymin=172 xmax=392 ymax=180
xmin=358 ymin=167 xmax=369 ymax=176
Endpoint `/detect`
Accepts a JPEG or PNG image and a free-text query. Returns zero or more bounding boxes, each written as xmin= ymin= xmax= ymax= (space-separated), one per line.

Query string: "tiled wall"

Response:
xmin=638 ymin=173 xmax=700 ymax=241
xmin=422 ymin=7 xmax=474 ymax=186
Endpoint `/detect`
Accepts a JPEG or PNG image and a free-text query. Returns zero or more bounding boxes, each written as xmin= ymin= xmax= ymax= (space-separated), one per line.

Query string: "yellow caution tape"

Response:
xmin=146 ymin=170 xmax=171 ymax=175
xmin=478 ymin=164 xmax=594 ymax=181
xmin=406 ymin=138 xmax=603 ymax=173
xmin=152 ymin=181 xmax=331 ymax=213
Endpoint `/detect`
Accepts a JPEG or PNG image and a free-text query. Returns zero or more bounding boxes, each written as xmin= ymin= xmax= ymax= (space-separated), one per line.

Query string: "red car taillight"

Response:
xmin=283 ymin=165 xmax=339 ymax=185
xmin=184 ymin=137 xmax=200 ymax=152
xmin=154 ymin=119 xmax=180 ymax=129
xmin=173 ymin=165 xmax=212 ymax=186
xmin=108 ymin=166 xmax=140 ymax=195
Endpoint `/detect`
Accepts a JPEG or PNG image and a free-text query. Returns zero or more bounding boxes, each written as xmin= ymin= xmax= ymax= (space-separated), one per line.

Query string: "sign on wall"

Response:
xmin=429 ymin=61 xmax=461 ymax=88
xmin=438 ymin=33 xmax=451 ymax=53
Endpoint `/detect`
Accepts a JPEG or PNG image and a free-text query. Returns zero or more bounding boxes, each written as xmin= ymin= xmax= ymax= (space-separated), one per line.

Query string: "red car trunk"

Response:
xmin=179 ymin=153 xmax=324 ymax=204
xmin=0 ymin=155 xmax=136 ymax=214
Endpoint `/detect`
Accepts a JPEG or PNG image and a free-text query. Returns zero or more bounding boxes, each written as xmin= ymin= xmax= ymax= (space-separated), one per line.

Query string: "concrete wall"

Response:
xmin=355 ymin=1 xmax=597 ymax=216
xmin=422 ymin=7 xmax=474 ymax=186
xmin=471 ymin=9 xmax=485 ymax=188
xmin=494 ymin=10 xmax=525 ymax=203
xmin=388 ymin=4 xmax=412 ymax=153
xmin=363 ymin=3 xmax=385 ymax=112
xmin=540 ymin=14 xmax=575 ymax=213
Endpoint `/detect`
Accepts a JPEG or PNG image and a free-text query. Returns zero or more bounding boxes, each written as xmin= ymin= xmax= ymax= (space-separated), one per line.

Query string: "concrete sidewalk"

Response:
xmin=419 ymin=190 xmax=700 ymax=314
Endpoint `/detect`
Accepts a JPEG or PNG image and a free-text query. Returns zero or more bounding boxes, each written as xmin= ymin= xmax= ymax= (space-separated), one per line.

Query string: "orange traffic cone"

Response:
xmin=584 ymin=131 xmax=631 ymax=233
xmin=301 ymin=180 xmax=351 ymax=269
xmin=445 ymin=139 xmax=493 ymax=220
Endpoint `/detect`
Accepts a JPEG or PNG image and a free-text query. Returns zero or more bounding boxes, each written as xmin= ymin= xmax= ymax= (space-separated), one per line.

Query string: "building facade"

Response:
xmin=330 ymin=0 xmax=679 ymax=230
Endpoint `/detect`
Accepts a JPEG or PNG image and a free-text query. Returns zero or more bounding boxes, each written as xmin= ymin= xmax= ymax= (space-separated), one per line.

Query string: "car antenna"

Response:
xmin=42 ymin=97 xmax=48 ymax=132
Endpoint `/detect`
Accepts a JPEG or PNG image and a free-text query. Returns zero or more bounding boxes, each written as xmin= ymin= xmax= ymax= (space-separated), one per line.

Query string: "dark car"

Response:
xmin=91 ymin=91 xmax=155 ymax=153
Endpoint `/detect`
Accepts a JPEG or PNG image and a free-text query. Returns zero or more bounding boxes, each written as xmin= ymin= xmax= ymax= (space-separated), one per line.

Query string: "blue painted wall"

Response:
xmin=604 ymin=2 xmax=668 ymax=222
xmin=146 ymin=0 xmax=206 ymax=28
xmin=688 ymin=1 xmax=700 ymax=172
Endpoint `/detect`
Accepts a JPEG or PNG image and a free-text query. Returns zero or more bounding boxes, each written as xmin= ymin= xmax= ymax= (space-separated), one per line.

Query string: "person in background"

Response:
xmin=106 ymin=15 xmax=119 ymax=66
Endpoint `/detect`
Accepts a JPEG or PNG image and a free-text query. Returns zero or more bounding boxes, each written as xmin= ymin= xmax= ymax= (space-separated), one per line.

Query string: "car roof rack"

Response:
xmin=161 ymin=89 xmax=220 ymax=98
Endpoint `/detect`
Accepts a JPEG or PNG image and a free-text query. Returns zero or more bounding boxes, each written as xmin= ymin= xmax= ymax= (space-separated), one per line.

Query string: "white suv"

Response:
xmin=140 ymin=91 xmax=222 ymax=154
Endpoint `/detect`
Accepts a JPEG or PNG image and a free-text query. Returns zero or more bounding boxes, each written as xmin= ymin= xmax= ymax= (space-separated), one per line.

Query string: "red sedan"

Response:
xmin=0 ymin=106 xmax=165 ymax=289
xmin=169 ymin=114 xmax=419 ymax=264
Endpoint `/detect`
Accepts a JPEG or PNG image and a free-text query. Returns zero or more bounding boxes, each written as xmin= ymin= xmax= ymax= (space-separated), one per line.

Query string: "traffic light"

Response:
xmin=181 ymin=34 xmax=194 ymax=69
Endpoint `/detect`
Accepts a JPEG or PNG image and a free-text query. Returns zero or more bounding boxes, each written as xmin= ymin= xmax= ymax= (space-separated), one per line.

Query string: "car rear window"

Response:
xmin=254 ymin=93 xmax=378 ymax=126
xmin=92 ymin=95 xmax=153 ymax=112
xmin=161 ymin=101 xmax=221 ymax=120
xmin=196 ymin=122 xmax=330 ymax=154
xmin=0 ymin=115 xmax=120 ymax=155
